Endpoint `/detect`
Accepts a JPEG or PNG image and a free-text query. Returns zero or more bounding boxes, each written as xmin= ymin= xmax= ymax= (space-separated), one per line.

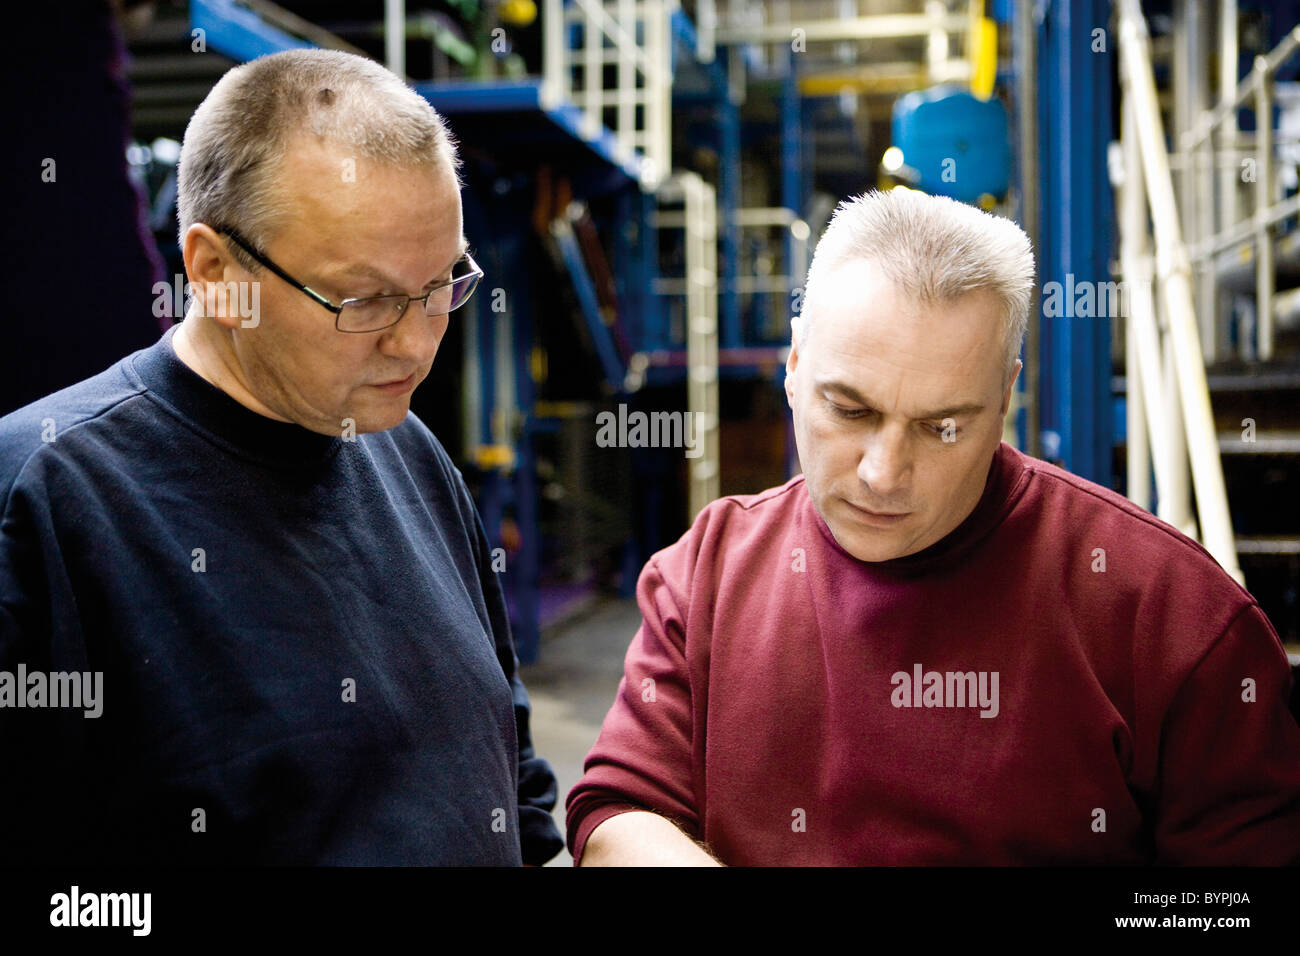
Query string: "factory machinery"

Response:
xmin=122 ymin=0 xmax=1300 ymax=662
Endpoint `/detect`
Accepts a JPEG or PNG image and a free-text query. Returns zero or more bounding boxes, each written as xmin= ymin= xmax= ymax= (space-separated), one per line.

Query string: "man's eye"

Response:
xmin=827 ymin=401 xmax=867 ymax=420
xmin=926 ymin=421 xmax=959 ymax=438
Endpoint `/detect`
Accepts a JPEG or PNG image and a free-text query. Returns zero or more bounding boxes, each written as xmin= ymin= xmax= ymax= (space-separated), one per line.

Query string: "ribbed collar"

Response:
xmin=809 ymin=440 xmax=1029 ymax=577
xmin=126 ymin=324 xmax=342 ymax=470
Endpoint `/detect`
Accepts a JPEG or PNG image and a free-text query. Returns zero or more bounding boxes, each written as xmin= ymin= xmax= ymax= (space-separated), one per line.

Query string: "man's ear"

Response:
xmin=182 ymin=223 xmax=244 ymax=329
xmin=784 ymin=324 xmax=801 ymax=408
xmin=1000 ymin=358 xmax=1023 ymax=417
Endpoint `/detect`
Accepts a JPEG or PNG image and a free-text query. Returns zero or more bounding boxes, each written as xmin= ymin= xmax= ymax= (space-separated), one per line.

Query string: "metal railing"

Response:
xmin=1178 ymin=16 xmax=1300 ymax=362
xmin=1116 ymin=0 xmax=1241 ymax=583
xmin=651 ymin=207 xmax=808 ymax=297
xmin=707 ymin=0 xmax=974 ymax=89
xmin=542 ymin=0 xmax=673 ymax=189
xmin=652 ymin=173 xmax=721 ymax=518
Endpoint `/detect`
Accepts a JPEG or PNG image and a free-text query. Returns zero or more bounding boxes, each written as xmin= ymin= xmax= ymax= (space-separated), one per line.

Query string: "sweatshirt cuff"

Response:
xmin=519 ymin=805 xmax=565 ymax=866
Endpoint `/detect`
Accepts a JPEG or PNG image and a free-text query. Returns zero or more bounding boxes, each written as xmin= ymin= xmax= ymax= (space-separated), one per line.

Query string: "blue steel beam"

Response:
xmin=1036 ymin=0 xmax=1112 ymax=482
xmin=780 ymin=45 xmax=804 ymax=229
xmin=719 ymin=91 xmax=742 ymax=350
xmin=552 ymin=222 xmax=627 ymax=390
xmin=410 ymin=78 xmax=547 ymax=112
xmin=462 ymin=187 xmax=543 ymax=663
xmin=508 ymin=238 xmax=540 ymax=667
xmin=780 ymin=45 xmax=804 ymax=347
xmin=191 ymin=0 xmax=312 ymax=61
xmin=670 ymin=6 xmax=739 ymax=351
xmin=412 ymin=79 xmax=641 ymax=186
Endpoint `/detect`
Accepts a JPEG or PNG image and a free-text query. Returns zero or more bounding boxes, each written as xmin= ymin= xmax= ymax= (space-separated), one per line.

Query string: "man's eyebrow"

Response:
xmin=817 ymin=379 xmax=985 ymax=420
xmin=327 ymin=236 xmax=470 ymax=289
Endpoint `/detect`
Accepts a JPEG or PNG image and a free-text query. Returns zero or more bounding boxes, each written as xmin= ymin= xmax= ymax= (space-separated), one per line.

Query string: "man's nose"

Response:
xmin=858 ymin=424 xmax=910 ymax=499
xmin=380 ymin=298 xmax=444 ymax=362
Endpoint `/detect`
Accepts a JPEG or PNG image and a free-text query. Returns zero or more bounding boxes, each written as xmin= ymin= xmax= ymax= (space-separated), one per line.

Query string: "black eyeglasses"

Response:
xmin=220 ymin=229 xmax=483 ymax=333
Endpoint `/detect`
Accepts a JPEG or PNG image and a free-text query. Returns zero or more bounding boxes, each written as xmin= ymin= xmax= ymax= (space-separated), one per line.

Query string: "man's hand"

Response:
xmin=579 ymin=811 xmax=723 ymax=866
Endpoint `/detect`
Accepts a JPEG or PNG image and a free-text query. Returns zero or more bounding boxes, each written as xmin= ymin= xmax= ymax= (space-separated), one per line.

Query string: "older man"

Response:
xmin=567 ymin=189 xmax=1300 ymax=865
xmin=0 ymin=49 xmax=562 ymax=865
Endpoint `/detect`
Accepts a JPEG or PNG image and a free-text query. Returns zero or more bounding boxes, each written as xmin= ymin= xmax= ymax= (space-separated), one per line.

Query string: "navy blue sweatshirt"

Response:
xmin=0 ymin=325 xmax=563 ymax=865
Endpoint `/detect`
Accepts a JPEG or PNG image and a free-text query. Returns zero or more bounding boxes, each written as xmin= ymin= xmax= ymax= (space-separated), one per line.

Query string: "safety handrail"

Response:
xmin=542 ymin=0 xmax=672 ymax=189
xmin=1116 ymin=0 xmax=1242 ymax=583
xmin=1179 ymin=23 xmax=1300 ymax=362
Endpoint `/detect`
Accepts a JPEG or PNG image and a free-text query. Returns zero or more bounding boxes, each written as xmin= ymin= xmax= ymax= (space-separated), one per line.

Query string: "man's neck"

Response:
xmin=171 ymin=315 xmax=291 ymax=423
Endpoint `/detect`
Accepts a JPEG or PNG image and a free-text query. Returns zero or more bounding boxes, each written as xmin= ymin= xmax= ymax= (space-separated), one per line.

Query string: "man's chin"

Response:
xmin=823 ymin=515 xmax=916 ymax=563
xmin=300 ymin=405 xmax=409 ymax=437
xmin=355 ymin=408 xmax=410 ymax=434
xmin=834 ymin=533 xmax=906 ymax=563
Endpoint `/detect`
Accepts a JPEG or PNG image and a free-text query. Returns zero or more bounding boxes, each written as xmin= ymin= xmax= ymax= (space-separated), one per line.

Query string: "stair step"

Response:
xmin=1218 ymin=430 xmax=1300 ymax=454
xmin=1236 ymin=535 xmax=1300 ymax=555
xmin=1113 ymin=365 xmax=1300 ymax=395
xmin=1204 ymin=368 xmax=1300 ymax=392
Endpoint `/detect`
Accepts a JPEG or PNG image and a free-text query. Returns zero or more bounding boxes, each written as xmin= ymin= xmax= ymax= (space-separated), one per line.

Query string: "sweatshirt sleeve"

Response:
xmin=565 ymin=548 xmax=701 ymax=863
xmin=1153 ymin=602 xmax=1300 ymax=864
xmin=468 ymin=505 xmax=565 ymax=867
xmin=0 ymin=462 xmax=94 ymax=862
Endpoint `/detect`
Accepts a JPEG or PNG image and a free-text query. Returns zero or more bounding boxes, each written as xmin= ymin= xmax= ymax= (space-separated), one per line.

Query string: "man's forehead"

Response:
xmin=271 ymin=138 xmax=464 ymax=269
xmin=324 ymin=234 xmax=469 ymax=284
xmin=804 ymin=307 xmax=1003 ymax=413
xmin=814 ymin=373 xmax=986 ymax=420
xmin=809 ymin=262 xmax=1001 ymax=360
xmin=277 ymin=135 xmax=457 ymax=209
xmin=811 ymin=341 xmax=977 ymax=406
xmin=277 ymin=133 xmax=357 ymax=183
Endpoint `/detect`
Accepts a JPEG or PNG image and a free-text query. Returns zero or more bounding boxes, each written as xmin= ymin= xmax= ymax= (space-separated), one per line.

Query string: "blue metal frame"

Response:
xmin=410 ymin=78 xmax=547 ymax=112
xmin=671 ymin=9 xmax=740 ymax=350
xmin=413 ymin=79 xmax=642 ymax=185
xmin=719 ymin=89 xmax=743 ymax=350
xmin=462 ymin=185 xmax=544 ymax=663
xmin=780 ymin=44 xmax=803 ymax=280
xmin=191 ymin=0 xmax=312 ymax=61
xmin=1036 ymin=0 xmax=1112 ymax=481
xmin=614 ymin=187 xmax=665 ymax=352
xmin=553 ymin=224 xmax=627 ymax=389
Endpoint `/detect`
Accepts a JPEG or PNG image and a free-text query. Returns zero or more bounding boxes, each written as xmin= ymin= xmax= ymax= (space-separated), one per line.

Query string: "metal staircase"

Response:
xmin=1117 ymin=0 xmax=1300 ymax=651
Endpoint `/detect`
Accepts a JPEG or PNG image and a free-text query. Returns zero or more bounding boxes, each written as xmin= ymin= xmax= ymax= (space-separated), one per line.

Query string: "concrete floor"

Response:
xmin=518 ymin=596 xmax=643 ymax=866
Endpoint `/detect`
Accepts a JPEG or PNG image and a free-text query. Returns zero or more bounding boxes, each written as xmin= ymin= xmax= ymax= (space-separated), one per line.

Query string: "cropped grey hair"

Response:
xmin=798 ymin=189 xmax=1035 ymax=382
xmin=176 ymin=49 xmax=460 ymax=271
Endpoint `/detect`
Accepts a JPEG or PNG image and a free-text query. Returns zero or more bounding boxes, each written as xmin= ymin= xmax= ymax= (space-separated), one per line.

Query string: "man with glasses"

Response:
xmin=0 ymin=49 xmax=563 ymax=865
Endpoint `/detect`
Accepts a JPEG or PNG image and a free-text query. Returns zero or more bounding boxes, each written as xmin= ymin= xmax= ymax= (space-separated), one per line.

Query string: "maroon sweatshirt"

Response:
xmin=566 ymin=442 xmax=1300 ymax=864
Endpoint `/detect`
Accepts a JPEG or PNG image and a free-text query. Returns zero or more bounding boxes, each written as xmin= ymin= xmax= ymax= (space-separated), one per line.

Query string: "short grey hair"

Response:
xmin=798 ymin=189 xmax=1035 ymax=382
xmin=177 ymin=49 xmax=460 ymax=270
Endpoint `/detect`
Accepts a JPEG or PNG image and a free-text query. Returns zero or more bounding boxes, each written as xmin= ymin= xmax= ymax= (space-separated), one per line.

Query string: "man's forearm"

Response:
xmin=579 ymin=810 xmax=723 ymax=866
